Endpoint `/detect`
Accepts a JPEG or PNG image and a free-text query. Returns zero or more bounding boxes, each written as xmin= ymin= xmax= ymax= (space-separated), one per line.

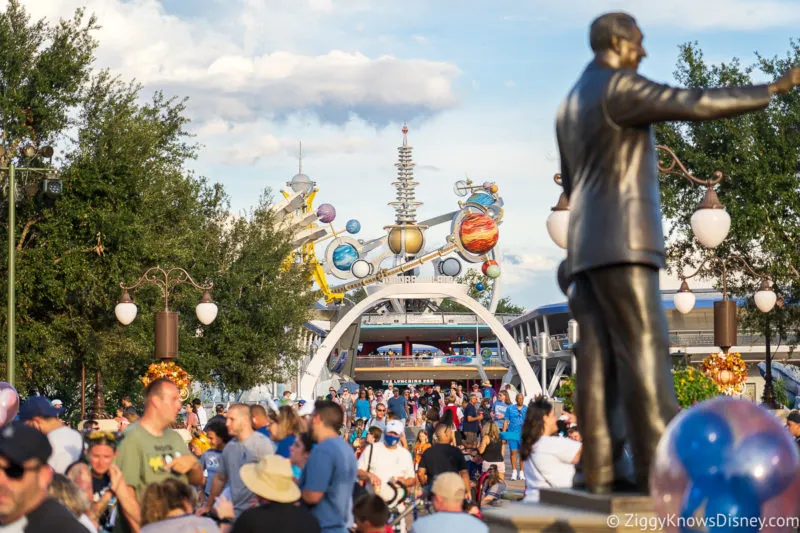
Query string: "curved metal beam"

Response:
xmin=298 ymin=282 xmax=541 ymax=400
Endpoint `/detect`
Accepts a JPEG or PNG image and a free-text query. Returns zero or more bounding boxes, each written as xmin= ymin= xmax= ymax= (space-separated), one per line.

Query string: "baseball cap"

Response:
xmin=51 ymin=399 xmax=63 ymax=407
xmin=0 ymin=422 xmax=52 ymax=465
xmin=385 ymin=420 xmax=404 ymax=435
xmin=19 ymin=396 xmax=62 ymax=421
xmin=787 ymin=411 xmax=800 ymax=424
xmin=432 ymin=472 xmax=466 ymax=501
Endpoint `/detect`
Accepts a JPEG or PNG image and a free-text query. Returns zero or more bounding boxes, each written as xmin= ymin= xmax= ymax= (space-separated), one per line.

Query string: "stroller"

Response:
xmin=475 ymin=464 xmax=506 ymax=508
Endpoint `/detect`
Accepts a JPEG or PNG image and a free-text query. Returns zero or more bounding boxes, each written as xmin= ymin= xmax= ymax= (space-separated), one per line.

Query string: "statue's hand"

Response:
xmin=769 ymin=66 xmax=800 ymax=94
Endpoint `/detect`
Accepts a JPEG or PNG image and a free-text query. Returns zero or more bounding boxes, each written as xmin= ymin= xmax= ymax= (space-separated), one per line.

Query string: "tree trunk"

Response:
xmin=80 ymin=362 xmax=86 ymax=421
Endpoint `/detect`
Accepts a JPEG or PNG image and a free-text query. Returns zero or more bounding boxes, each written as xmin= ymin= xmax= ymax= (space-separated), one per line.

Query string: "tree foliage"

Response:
xmin=0 ymin=2 xmax=313 ymax=417
xmin=438 ymin=268 xmax=525 ymax=315
xmin=656 ymin=41 xmax=800 ymax=341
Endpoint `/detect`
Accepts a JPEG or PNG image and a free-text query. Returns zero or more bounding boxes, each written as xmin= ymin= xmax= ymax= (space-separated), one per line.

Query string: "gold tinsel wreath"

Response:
xmin=702 ymin=352 xmax=747 ymax=395
xmin=141 ymin=361 xmax=191 ymax=401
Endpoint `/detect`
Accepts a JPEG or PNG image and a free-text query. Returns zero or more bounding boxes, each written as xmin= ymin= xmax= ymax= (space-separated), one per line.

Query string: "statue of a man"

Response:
xmin=557 ymin=12 xmax=800 ymax=494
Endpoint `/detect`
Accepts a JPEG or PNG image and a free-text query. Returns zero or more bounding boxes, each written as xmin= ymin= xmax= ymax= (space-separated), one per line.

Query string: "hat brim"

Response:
xmin=240 ymin=464 xmax=301 ymax=504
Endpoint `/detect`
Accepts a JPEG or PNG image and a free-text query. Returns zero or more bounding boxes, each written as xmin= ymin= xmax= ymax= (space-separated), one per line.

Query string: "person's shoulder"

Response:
xmin=28 ymin=498 xmax=88 ymax=532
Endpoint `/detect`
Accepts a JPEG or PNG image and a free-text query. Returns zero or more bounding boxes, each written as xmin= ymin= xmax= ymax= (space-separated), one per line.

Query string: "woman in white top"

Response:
xmin=520 ymin=396 xmax=582 ymax=502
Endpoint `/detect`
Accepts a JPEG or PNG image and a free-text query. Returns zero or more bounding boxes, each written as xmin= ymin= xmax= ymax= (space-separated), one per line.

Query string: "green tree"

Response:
xmin=656 ymin=42 xmax=800 ymax=340
xmin=0 ymin=2 xmax=313 ymax=417
xmin=438 ymin=268 xmax=525 ymax=314
xmin=672 ymin=367 xmax=721 ymax=408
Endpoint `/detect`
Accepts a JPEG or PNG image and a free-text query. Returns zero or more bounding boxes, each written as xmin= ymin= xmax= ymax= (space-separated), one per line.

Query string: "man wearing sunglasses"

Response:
xmin=0 ymin=422 xmax=87 ymax=532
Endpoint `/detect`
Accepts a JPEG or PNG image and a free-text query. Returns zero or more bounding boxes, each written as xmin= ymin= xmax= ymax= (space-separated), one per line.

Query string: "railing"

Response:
xmin=361 ymin=312 xmax=520 ymax=326
xmin=355 ymin=354 xmax=505 ymax=368
xmin=669 ymin=329 xmax=777 ymax=347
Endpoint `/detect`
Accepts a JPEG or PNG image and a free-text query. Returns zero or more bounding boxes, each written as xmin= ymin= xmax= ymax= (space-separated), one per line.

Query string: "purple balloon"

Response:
xmin=0 ymin=383 xmax=19 ymax=427
xmin=726 ymin=431 xmax=799 ymax=503
xmin=317 ymin=203 xmax=336 ymax=223
xmin=651 ymin=397 xmax=800 ymax=533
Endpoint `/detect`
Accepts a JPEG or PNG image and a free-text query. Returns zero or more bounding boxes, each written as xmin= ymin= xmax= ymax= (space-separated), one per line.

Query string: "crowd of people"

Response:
xmin=4 ymin=376 xmax=800 ymax=532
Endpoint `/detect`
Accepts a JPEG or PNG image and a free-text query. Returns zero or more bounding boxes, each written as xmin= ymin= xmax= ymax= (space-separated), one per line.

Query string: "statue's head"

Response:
xmin=590 ymin=12 xmax=646 ymax=70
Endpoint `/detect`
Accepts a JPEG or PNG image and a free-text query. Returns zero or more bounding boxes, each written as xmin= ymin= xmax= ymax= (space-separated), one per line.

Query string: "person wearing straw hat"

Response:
xmin=234 ymin=455 xmax=320 ymax=533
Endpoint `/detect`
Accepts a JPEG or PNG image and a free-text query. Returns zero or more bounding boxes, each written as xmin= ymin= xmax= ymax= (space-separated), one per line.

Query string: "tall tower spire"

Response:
xmin=389 ymin=123 xmax=421 ymax=224
xmin=385 ymin=124 xmax=427 ymax=257
xmin=298 ymin=141 xmax=303 ymax=174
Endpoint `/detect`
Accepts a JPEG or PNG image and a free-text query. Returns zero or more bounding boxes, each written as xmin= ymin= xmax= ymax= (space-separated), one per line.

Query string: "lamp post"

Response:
xmin=546 ymin=145 xmax=732 ymax=250
xmin=115 ymin=266 xmax=218 ymax=359
xmin=674 ymin=254 xmax=778 ymax=407
xmin=1 ymin=145 xmax=59 ymax=386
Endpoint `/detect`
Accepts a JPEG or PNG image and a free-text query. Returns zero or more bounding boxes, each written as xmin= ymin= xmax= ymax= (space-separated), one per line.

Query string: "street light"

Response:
xmin=674 ymin=253 xmax=776 ymax=354
xmin=0 ymin=145 xmax=60 ymax=386
xmin=116 ymin=266 xmax=218 ymax=359
xmin=546 ymin=146 xmax=731 ymax=250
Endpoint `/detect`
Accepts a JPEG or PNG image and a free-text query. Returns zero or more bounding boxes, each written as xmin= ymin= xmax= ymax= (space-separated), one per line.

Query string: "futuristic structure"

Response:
xmin=270 ymin=126 xmax=539 ymax=400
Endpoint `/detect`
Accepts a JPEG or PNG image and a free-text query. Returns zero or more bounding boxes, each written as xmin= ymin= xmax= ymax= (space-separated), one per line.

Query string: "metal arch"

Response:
xmin=297 ymin=282 xmax=542 ymax=400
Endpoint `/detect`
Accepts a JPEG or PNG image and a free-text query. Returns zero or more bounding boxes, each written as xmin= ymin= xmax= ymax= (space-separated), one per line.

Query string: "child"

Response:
xmin=366 ymin=426 xmax=383 ymax=445
xmin=199 ymin=420 xmax=229 ymax=504
xmin=412 ymin=430 xmax=430 ymax=468
xmin=113 ymin=408 xmax=128 ymax=432
xmin=189 ymin=431 xmax=211 ymax=457
xmin=349 ymin=419 xmax=368 ymax=446
xmin=353 ymin=493 xmax=390 ymax=533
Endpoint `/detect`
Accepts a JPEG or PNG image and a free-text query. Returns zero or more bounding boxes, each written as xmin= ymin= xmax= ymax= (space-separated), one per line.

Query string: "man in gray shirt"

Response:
xmin=200 ymin=403 xmax=274 ymax=517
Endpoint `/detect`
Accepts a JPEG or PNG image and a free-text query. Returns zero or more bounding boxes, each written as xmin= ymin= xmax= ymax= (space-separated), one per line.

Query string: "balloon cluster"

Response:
xmin=0 ymin=382 xmax=18 ymax=426
xmin=651 ymin=397 xmax=800 ymax=533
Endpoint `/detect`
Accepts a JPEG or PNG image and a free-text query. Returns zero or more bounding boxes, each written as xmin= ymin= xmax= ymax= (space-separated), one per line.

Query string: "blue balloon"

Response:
xmin=476 ymin=282 xmax=485 ymax=291
xmin=726 ymin=431 xmax=798 ymax=503
xmin=704 ymin=481 xmax=760 ymax=533
xmin=674 ymin=410 xmax=733 ymax=481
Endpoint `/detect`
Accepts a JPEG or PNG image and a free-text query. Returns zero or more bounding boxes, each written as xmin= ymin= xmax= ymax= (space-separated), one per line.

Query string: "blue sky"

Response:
xmin=21 ymin=0 xmax=800 ymax=310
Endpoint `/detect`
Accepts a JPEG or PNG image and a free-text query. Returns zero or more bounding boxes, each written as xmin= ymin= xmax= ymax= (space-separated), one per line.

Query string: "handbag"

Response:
xmin=352 ymin=443 xmax=374 ymax=502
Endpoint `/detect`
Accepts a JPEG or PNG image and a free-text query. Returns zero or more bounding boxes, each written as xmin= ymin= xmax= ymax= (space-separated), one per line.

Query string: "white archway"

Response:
xmin=299 ymin=281 xmax=541 ymax=400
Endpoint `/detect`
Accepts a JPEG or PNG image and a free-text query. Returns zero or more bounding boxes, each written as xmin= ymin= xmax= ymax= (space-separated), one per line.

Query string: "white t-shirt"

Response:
xmin=48 ymin=426 xmax=84 ymax=474
xmin=357 ymin=442 xmax=415 ymax=502
xmin=523 ymin=435 xmax=582 ymax=502
xmin=196 ymin=406 xmax=208 ymax=427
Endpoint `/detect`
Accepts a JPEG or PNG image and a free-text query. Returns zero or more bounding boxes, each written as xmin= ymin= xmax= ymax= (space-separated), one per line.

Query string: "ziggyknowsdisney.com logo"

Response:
xmin=605 ymin=513 xmax=800 ymax=530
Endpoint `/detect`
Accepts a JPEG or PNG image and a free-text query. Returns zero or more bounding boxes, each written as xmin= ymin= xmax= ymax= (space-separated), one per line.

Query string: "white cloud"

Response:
xmin=20 ymin=0 xmax=461 ymax=125
xmin=556 ymin=0 xmax=800 ymax=30
xmin=504 ymin=80 xmax=516 ymax=88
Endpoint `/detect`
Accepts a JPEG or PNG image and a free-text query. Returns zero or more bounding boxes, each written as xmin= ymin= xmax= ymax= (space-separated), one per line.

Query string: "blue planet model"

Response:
xmin=346 ymin=219 xmax=361 ymax=234
xmin=466 ymin=192 xmax=495 ymax=207
xmin=332 ymin=244 xmax=359 ymax=271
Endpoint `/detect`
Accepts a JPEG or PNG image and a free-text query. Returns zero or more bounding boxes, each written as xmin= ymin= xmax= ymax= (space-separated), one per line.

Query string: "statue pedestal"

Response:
xmin=484 ymin=488 xmax=654 ymax=533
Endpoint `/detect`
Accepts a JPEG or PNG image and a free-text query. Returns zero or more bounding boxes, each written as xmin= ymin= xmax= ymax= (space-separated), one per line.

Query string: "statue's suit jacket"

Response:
xmin=557 ymin=59 xmax=771 ymax=278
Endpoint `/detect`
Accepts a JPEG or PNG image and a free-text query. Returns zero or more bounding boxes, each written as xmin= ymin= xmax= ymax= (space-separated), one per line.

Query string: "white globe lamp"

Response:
xmin=115 ymin=290 xmax=138 ymax=326
xmin=546 ymin=209 xmax=569 ymax=250
xmin=196 ymin=291 xmax=218 ymax=325
xmin=674 ymin=281 xmax=696 ymax=315
xmin=754 ymin=280 xmax=777 ymax=313
xmin=351 ymin=259 xmax=373 ymax=279
xmin=691 ymin=188 xmax=730 ymax=249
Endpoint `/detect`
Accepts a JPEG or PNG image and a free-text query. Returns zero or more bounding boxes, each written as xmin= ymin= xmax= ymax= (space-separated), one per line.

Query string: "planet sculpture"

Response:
xmin=459 ymin=213 xmax=499 ymax=254
xmin=346 ymin=219 xmax=361 ymax=234
xmin=439 ymin=257 xmax=462 ymax=277
xmin=332 ymin=243 xmax=358 ymax=271
xmin=466 ymin=192 xmax=495 ymax=208
xmin=476 ymin=282 xmax=486 ymax=291
xmin=482 ymin=260 xmax=498 ymax=275
xmin=485 ymin=264 xmax=501 ymax=278
xmin=317 ymin=203 xmax=336 ymax=223
xmin=351 ymin=259 xmax=372 ymax=278
xmin=387 ymin=226 xmax=425 ymax=255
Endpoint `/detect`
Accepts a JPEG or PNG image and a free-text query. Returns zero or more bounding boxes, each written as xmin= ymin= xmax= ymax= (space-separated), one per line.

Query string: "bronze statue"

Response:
xmin=556 ymin=12 xmax=800 ymax=494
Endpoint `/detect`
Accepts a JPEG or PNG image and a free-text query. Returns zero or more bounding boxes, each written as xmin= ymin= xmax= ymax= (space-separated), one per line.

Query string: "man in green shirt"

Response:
xmin=114 ymin=378 xmax=204 ymax=532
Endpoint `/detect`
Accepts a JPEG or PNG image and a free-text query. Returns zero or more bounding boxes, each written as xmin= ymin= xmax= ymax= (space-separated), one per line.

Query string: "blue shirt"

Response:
xmin=462 ymin=403 xmax=480 ymax=433
xmin=276 ymin=435 xmax=295 ymax=459
xmin=506 ymin=404 xmax=528 ymax=433
xmin=387 ymin=396 xmax=407 ymax=419
xmin=199 ymin=449 xmax=222 ymax=495
xmin=256 ymin=426 xmax=270 ymax=438
xmin=301 ymin=436 xmax=357 ymax=533
xmin=355 ymin=399 xmax=371 ymax=420
xmin=410 ymin=511 xmax=488 ymax=533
